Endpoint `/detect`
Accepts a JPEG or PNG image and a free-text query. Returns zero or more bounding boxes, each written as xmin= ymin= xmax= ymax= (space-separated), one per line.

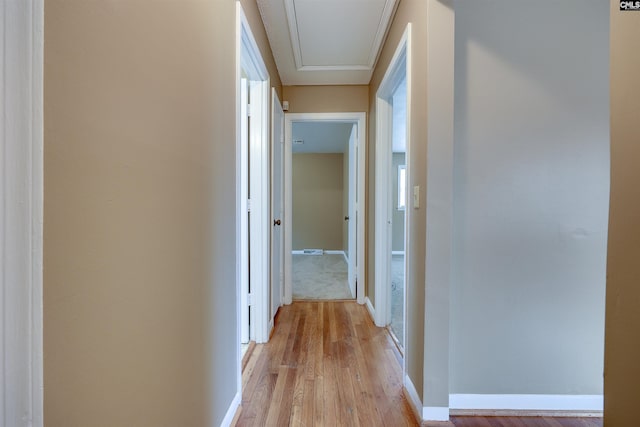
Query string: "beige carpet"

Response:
xmin=292 ymin=254 xmax=353 ymax=300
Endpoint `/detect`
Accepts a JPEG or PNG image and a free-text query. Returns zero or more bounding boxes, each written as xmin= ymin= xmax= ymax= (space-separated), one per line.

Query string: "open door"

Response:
xmin=240 ymin=77 xmax=250 ymax=344
xmin=347 ymin=124 xmax=357 ymax=298
xmin=270 ymin=90 xmax=285 ymax=328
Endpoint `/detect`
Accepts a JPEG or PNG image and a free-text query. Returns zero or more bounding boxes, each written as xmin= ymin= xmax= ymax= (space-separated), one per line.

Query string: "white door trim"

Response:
xmin=236 ymin=4 xmax=271 ymax=403
xmin=1 ymin=0 xmax=44 ymax=425
xmin=374 ymin=25 xmax=411 ymax=335
xmin=248 ymin=77 xmax=270 ymax=344
xmin=284 ymin=112 xmax=366 ymax=305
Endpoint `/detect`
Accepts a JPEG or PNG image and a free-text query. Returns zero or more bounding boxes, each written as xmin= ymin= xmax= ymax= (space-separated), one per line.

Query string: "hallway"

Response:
xmin=232 ymin=301 xmax=418 ymax=426
xmin=232 ymin=301 xmax=604 ymax=427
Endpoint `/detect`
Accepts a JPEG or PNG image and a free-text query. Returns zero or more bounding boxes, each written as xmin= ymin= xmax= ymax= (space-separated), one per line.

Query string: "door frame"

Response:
xmin=0 ymin=0 xmax=45 ymax=424
xmin=236 ymin=2 xmax=271 ymax=355
xmin=283 ymin=112 xmax=366 ymax=305
xmin=374 ymin=25 xmax=411 ymax=337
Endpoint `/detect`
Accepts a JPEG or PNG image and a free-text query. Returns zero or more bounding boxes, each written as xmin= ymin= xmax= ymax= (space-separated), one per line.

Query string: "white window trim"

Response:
xmin=398 ymin=164 xmax=407 ymax=211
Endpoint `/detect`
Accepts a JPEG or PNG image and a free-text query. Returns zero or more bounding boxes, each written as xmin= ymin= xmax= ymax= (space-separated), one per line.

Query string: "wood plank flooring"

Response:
xmin=234 ymin=301 xmax=418 ymax=426
xmin=233 ymin=301 xmax=603 ymax=427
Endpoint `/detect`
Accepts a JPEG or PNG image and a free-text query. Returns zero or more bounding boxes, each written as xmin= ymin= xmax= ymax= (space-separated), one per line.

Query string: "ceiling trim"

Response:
xmin=284 ymin=0 xmax=398 ymax=72
xmin=284 ymin=0 xmax=304 ymax=69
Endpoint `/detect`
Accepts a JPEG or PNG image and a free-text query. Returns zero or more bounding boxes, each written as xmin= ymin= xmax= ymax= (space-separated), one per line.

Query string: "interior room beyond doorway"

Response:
xmin=291 ymin=121 xmax=354 ymax=300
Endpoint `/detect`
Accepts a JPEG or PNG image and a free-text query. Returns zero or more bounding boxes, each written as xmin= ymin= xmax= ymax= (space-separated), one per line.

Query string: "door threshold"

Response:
xmin=292 ymin=298 xmax=357 ymax=303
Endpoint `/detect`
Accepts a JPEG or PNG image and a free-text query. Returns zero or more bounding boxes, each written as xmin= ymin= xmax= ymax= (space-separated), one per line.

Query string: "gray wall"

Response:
xmin=292 ymin=153 xmax=345 ymax=251
xmin=451 ymin=0 xmax=609 ymax=395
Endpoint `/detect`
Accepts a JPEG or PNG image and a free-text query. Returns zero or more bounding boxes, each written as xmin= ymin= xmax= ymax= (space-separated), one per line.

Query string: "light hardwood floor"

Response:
xmin=232 ymin=301 xmax=603 ymax=427
xmin=233 ymin=301 xmax=418 ymax=426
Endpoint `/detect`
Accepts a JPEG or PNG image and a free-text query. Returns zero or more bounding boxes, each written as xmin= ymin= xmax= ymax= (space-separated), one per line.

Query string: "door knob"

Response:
xmin=344 ymin=216 xmax=349 ymax=221
xmin=274 ymin=219 xmax=282 ymax=226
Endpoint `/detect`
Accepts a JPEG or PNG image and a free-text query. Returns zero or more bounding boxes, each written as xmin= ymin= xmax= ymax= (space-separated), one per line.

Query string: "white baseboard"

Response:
xmin=342 ymin=252 xmax=349 ymax=263
xmin=404 ymin=375 xmax=450 ymax=422
xmin=325 ymin=250 xmax=344 ymax=255
xmin=424 ymin=407 xmax=450 ymax=422
xmin=404 ymin=375 xmax=423 ymax=422
xmin=449 ymin=394 xmax=603 ymax=413
xmin=220 ymin=392 xmax=241 ymax=427
xmin=392 ymin=251 xmax=405 ymax=256
xmin=365 ymin=297 xmax=376 ymax=322
xmin=292 ymin=250 xmax=304 ymax=255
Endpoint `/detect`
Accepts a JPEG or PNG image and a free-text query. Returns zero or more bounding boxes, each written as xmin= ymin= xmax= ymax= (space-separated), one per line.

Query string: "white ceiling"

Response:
xmin=292 ymin=122 xmax=353 ymax=153
xmin=257 ymin=0 xmax=399 ymax=85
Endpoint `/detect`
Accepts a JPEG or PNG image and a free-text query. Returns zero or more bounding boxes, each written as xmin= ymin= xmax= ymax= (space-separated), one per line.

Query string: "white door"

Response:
xmin=240 ymin=77 xmax=250 ymax=344
xmin=271 ymin=90 xmax=285 ymax=324
xmin=347 ymin=124 xmax=357 ymax=298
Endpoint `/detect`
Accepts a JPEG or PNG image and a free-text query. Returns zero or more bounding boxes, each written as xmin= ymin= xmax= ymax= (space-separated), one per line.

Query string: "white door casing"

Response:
xmin=236 ymin=8 xmax=271 ymax=406
xmin=248 ymin=78 xmax=269 ymax=345
xmin=284 ymin=112 xmax=366 ymax=305
xmin=0 ymin=0 xmax=44 ymax=425
xmin=374 ymin=24 xmax=411 ymax=344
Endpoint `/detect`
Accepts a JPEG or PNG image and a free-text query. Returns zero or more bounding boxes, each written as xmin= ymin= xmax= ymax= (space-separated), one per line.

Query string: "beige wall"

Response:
xmin=282 ymin=85 xmax=368 ymax=113
xmin=605 ymin=2 xmax=640 ymax=425
xmin=239 ymin=0 xmax=282 ymax=99
xmin=292 ymin=153 xmax=344 ymax=250
xmin=369 ymin=0 xmax=428 ymax=402
xmin=44 ymin=0 xmax=279 ymax=425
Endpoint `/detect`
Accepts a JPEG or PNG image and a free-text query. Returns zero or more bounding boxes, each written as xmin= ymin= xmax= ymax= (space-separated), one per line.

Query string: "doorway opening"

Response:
xmin=389 ymin=75 xmax=407 ymax=348
xmin=375 ymin=25 xmax=411 ymax=355
xmin=283 ymin=113 xmax=366 ymax=305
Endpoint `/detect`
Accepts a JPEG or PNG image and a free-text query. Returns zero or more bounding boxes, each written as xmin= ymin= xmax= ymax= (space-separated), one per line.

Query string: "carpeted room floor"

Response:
xmin=292 ymin=253 xmax=353 ymax=300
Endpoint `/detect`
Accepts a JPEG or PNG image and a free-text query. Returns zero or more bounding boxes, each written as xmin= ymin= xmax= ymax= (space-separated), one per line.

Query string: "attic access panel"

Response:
xmin=285 ymin=0 xmax=397 ymax=71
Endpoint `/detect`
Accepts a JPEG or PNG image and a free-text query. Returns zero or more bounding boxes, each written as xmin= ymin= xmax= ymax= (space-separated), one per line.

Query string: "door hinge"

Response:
xmin=247 ymin=293 xmax=253 ymax=306
xmin=247 ymin=199 xmax=252 ymax=212
xmin=247 ymin=104 xmax=252 ymax=117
